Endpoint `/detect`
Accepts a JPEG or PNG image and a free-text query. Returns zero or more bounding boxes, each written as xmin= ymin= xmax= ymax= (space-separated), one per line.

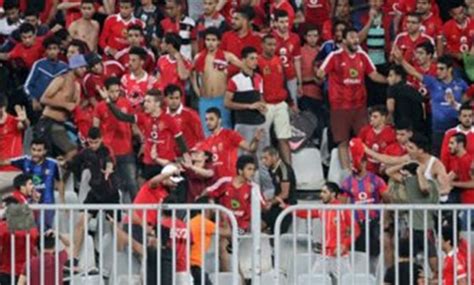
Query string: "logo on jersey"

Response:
xmin=349 ymin=68 xmax=359 ymax=78
xmin=231 ymin=199 xmax=241 ymax=209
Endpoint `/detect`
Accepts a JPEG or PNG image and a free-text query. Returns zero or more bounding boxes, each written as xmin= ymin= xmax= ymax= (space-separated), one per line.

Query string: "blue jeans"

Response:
xmin=116 ymin=154 xmax=138 ymax=203
xmin=198 ymin=96 xmax=231 ymax=136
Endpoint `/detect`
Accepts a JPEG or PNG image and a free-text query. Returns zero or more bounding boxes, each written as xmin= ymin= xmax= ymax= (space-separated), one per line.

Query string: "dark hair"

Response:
xmin=236 ymin=155 xmax=256 ymax=172
xmin=119 ymin=0 xmax=134 ymax=5
xmin=164 ymin=84 xmax=182 ymax=97
xmin=146 ymin=89 xmax=163 ymax=103
xmin=369 ymin=105 xmax=389 ymax=117
xmin=262 ymin=34 xmax=275 ymax=42
xmin=87 ymin=127 xmax=101 ymax=139
xmin=388 ymin=64 xmax=407 ymax=82
xmin=43 ymin=36 xmax=61 ymax=49
xmin=54 ymin=28 xmax=70 ymax=41
xmin=13 ymin=174 xmax=32 ymax=189
xmin=452 ymin=133 xmax=467 ymax=147
xmin=442 ymin=225 xmax=456 ymax=246
xmin=69 ymin=39 xmax=88 ymax=54
xmin=18 ymin=23 xmax=36 ymax=35
xmin=406 ymin=12 xmax=421 ymax=22
xmin=105 ymin=76 xmax=121 ymax=89
xmin=304 ymin=24 xmax=319 ymax=35
xmin=274 ymin=9 xmax=289 ymax=21
xmin=40 ymin=232 xmax=56 ymax=249
xmin=402 ymin=162 xmax=419 ymax=176
xmin=332 ymin=20 xmax=347 ymax=34
xmin=24 ymin=9 xmax=39 ymax=18
xmin=162 ymin=195 xmax=179 ymax=217
xmin=31 ymin=138 xmax=47 ymax=148
xmin=203 ymin=27 xmax=221 ymax=40
xmin=2 ymin=196 xmax=19 ymax=207
xmin=398 ymin=238 xmax=411 ymax=258
xmin=241 ymin=46 xmax=257 ymax=59
xmin=263 ymin=146 xmax=279 ymax=156
xmin=459 ymin=102 xmax=472 ymax=113
xmin=408 ymin=133 xmax=430 ymax=153
xmin=206 ymin=107 xmax=221 ymax=118
xmin=342 ymin=26 xmax=358 ymax=39
xmin=129 ymin=46 xmax=147 ymax=61
xmin=324 ymin=182 xmax=340 ymax=195
xmin=234 ymin=5 xmax=254 ymax=21
xmin=438 ymin=55 xmax=454 ymax=69
xmin=127 ymin=24 xmax=143 ymax=34
xmin=164 ymin=33 xmax=182 ymax=51
xmin=395 ymin=119 xmax=413 ymax=131
xmin=81 ymin=0 xmax=96 ymax=4
xmin=0 ymin=94 xmax=7 ymax=108
xmin=3 ymin=1 xmax=19 ymax=11
xmin=415 ymin=41 xmax=435 ymax=56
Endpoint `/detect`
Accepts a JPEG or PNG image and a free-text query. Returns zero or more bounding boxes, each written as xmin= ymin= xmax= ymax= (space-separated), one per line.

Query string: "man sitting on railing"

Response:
xmin=290 ymin=182 xmax=360 ymax=276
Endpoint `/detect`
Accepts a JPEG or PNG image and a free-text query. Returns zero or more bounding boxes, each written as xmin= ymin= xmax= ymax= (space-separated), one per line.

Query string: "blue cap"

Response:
xmin=69 ymin=54 xmax=88 ymax=69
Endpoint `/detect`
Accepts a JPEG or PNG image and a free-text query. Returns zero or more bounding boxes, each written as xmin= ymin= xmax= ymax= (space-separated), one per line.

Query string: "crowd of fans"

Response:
xmin=0 ymin=0 xmax=474 ymax=284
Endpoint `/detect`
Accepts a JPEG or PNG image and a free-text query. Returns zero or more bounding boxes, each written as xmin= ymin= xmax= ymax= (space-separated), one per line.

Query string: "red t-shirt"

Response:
xmin=9 ymin=38 xmax=45 ymax=69
xmin=166 ymin=106 xmax=204 ymax=149
xmin=303 ymin=0 xmax=330 ymax=28
xmin=358 ymin=125 xmax=396 ymax=173
xmin=200 ymin=129 xmax=244 ymax=178
xmin=221 ymin=30 xmax=262 ymax=76
xmin=94 ymin=98 xmax=133 ymax=156
xmin=440 ymin=126 xmax=474 ymax=170
xmin=321 ymin=19 xmax=333 ymax=42
xmin=99 ymin=14 xmax=145 ymax=52
xmin=273 ymin=31 xmax=301 ymax=80
xmin=301 ymin=45 xmax=322 ymax=100
xmin=82 ymin=60 xmax=125 ymax=101
xmin=121 ymin=72 xmax=159 ymax=108
xmin=0 ymin=115 xmax=23 ymax=171
xmin=320 ymin=48 xmax=376 ymax=110
xmin=442 ymin=18 xmax=474 ymax=55
xmin=156 ymin=55 xmax=192 ymax=95
xmin=220 ymin=0 xmax=241 ymax=23
xmin=132 ymin=181 xmax=169 ymax=225
xmin=392 ymin=32 xmax=434 ymax=63
xmin=161 ymin=216 xmax=189 ymax=272
xmin=443 ymin=250 xmax=467 ymax=285
xmin=0 ymin=222 xmax=39 ymax=276
xmin=258 ymin=55 xmax=288 ymax=104
xmin=115 ymin=46 xmax=156 ymax=73
xmin=393 ymin=0 xmax=439 ymax=16
xmin=11 ymin=190 xmax=29 ymax=204
xmin=22 ymin=250 xmax=68 ymax=285
xmin=384 ymin=142 xmax=407 ymax=157
xmin=448 ymin=152 xmax=474 ymax=204
xmin=136 ymin=112 xmax=182 ymax=165
xmin=207 ymin=177 xmax=261 ymax=231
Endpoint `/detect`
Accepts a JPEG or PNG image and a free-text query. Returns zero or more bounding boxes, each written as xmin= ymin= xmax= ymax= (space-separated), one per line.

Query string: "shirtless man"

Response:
xmin=34 ymin=54 xmax=87 ymax=160
xmin=68 ymin=0 xmax=99 ymax=52
xmin=192 ymin=27 xmax=243 ymax=135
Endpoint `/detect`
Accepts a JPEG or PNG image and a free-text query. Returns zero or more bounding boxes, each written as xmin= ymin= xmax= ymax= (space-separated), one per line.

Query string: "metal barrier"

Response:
xmin=2 ymin=203 xmax=240 ymax=285
xmin=274 ymin=204 xmax=474 ymax=285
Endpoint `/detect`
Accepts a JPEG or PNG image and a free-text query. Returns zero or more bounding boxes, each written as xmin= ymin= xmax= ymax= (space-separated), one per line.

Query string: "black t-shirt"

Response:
xmin=270 ymin=161 xmax=297 ymax=205
xmin=387 ymin=82 xmax=425 ymax=132
xmin=384 ymin=261 xmax=423 ymax=285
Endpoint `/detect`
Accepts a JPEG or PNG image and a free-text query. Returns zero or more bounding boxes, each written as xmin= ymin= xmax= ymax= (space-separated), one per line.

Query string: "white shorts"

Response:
xmin=266 ymin=101 xmax=291 ymax=139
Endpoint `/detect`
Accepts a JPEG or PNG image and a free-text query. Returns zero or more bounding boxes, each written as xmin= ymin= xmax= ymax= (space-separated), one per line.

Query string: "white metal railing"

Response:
xmin=274 ymin=204 xmax=474 ymax=285
xmin=3 ymin=204 xmax=240 ymax=285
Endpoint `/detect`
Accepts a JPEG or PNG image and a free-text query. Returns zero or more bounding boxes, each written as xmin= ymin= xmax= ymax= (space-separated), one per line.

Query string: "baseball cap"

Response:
xmin=161 ymin=164 xmax=184 ymax=183
xmin=69 ymin=54 xmax=88 ymax=69
xmin=85 ymin=52 xmax=102 ymax=68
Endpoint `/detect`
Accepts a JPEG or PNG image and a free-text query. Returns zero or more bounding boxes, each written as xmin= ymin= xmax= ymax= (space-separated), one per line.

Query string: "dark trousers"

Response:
xmin=191 ymin=265 xmax=212 ymax=285
xmin=355 ymin=219 xmax=381 ymax=257
xmin=0 ymin=273 xmax=18 ymax=285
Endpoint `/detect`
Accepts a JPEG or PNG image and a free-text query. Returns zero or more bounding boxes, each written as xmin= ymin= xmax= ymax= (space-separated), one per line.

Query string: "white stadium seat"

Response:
xmin=292 ymin=148 xmax=325 ymax=190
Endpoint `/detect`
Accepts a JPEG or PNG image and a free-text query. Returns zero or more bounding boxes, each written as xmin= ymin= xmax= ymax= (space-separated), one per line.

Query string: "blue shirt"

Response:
xmin=10 ymin=156 xmax=61 ymax=204
xmin=423 ymin=75 xmax=468 ymax=132
xmin=24 ymin=58 xmax=68 ymax=100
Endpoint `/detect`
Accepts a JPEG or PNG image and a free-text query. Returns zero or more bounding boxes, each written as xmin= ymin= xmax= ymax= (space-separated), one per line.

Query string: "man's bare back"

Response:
xmin=41 ymin=72 xmax=80 ymax=122
xmin=201 ymin=52 xmax=229 ymax=98
xmin=69 ymin=18 xmax=99 ymax=52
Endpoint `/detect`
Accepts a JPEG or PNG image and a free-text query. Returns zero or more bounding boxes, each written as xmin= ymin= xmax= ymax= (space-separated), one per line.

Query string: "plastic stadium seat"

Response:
xmin=350 ymin=251 xmax=371 ymax=274
xmin=287 ymin=253 xmax=319 ymax=284
xmin=297 ymin=273 xmax=331 ymax=285
xmin=117 ymin=275 xmax=141 ymax=285
xmin=108 ymin=251 xmax=141 ymax=285
xmin=327 ymin=148 xmax=352 ymax=186
xmin=209 ymin=272 xmax=241 ymax=285
xmin=278 ymin=233 xmax=312 ymax=274
xmin=292 ymin=148 xmax=325 ymax=190
xmin=261 ymin=270 xmax=287 ymax=284
xmin=238 ymin=234 xmax=273 ymax=278
xmin=70 ymin=275 xmax=105 ymax=285
xmin=341 ymin=273 xmax=376 ymax=285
